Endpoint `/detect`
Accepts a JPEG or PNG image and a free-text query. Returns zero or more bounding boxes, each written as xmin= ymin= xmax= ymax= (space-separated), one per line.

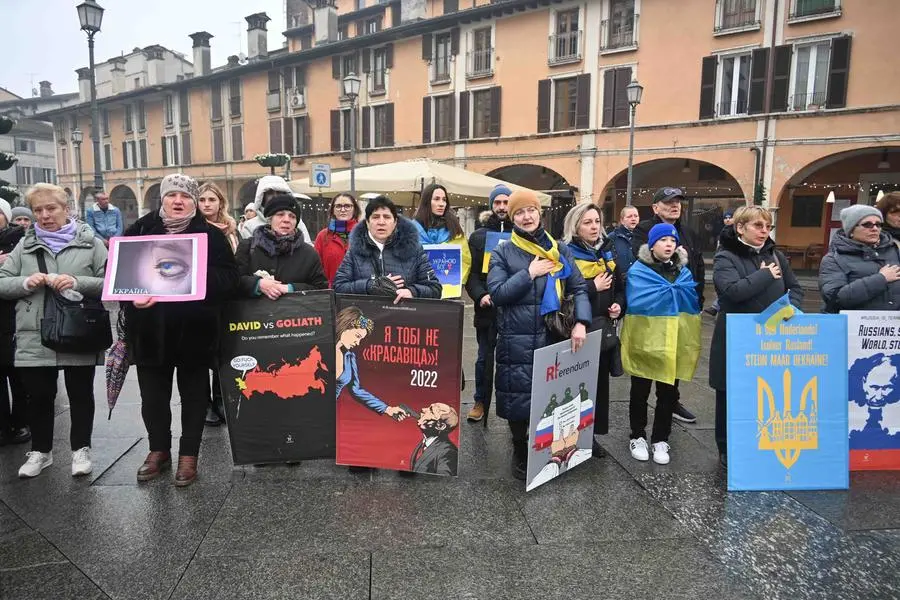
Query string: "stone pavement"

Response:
xmin=2 ymin=298 xmax=900 ymax=600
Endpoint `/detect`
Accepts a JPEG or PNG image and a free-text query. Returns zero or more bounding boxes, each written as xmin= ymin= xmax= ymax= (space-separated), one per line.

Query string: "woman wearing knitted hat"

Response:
xmin=238 ymin=203 xmax=257 ymax=239
xmin=123 ymin=173 xmax=239 ymax=487
xmin=486 ymin=190 xmax=591 ymax=480
xmin=236 ymin=193 xmax=327 ymax=299
xmin=819 ymin=204 xmax=900 ymax=312
xmin=411 ymin=184 xmax=471 ymax=299
xmin=314 ymin=193 xmax=360 ymax=286
xmin=10 ymin=206 xmax=33 ymax=229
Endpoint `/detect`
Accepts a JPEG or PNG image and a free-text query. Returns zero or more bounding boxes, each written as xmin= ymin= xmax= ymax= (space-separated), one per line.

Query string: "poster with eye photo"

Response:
xmin=102 ymin=233 xmax=208 ymax=302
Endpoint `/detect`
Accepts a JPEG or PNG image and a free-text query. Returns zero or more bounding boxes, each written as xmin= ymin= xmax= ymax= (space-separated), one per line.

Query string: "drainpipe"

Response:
xmin=750 ymin=147 xmax=762 ymax=205
xmin=759 ymin=0 xmax=779 ymax=205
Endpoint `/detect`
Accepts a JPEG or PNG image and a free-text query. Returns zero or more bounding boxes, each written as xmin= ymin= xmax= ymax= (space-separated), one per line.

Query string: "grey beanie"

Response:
xmin=840 ymin=204 xmax=882 ymax=235
xmin=10 ymin=206 xmax=32 ymax=222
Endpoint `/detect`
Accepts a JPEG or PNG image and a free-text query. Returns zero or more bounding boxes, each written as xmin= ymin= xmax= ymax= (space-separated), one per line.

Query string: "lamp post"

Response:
xmin=625 ymin=78 xmax=644 ymax=207
xmin=76 ymin=0 xmax=105 ymax=196
xmin=342 ymin=72 xmax=361 ymax=194
xmin=71 ymin=128 xmax=85 ymax=217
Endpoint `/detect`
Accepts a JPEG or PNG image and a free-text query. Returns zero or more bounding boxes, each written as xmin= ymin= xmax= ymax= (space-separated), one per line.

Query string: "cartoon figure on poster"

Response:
xmin=407 ymin=402 xmax=459 ymax=476
xmin=530 ymin=383 xmax=594 ymax=488
xmin=849 ymin=353 xmax=900 ymax=446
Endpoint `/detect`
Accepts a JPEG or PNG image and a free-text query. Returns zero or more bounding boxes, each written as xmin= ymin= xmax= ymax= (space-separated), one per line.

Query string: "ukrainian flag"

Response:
xmin=620 ymin=261 xmax=702 ymax=385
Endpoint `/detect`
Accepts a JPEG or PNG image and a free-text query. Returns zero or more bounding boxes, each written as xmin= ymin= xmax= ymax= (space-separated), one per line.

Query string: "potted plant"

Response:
xmin=0 ymin=152 xmax=18 ymax=171
xmin=254 ymin=152 xmax=291 ymax=174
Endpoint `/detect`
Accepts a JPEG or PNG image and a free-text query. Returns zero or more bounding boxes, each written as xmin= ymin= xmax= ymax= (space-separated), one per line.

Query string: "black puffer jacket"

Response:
xmin=709 ymin=226 xmax=803 ymax=390
xmin=465 ymin=212 xmax=510 ymax=328
xmin=123 ymin=212 xmax=239 ymax=368
xmin=333 ymin=217 xmax=442 ymax=299
xmin=0 ymin=225 xmax=24 ymax=366
xmin=235 ymin=228 xmax=328 ymax=297
xmin=487 ymin=229 xmax=591 ymax=422
xmin=819 ymin=230 xmax=900 ymax=313
xmin=568 ymin=236 xmax=625 ymax=331
xmin=633 ymin=216 xmax=705 ymax=306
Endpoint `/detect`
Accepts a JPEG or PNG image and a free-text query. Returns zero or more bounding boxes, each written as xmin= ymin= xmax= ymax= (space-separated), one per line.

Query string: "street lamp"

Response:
xmin=71 ymin=128 xmax=85 ymax=217
xmin=625 ymin=78 xmax=644 ymax=207
xmin=76 ymin=0 xmax=105 ymax=196
xmin=342 ymin=72 xmax=361 ymax=194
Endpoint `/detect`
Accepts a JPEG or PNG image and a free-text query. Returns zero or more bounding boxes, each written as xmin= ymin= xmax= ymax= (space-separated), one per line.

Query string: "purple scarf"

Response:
xmin=35 ymin=219 xmax=78 ymax=255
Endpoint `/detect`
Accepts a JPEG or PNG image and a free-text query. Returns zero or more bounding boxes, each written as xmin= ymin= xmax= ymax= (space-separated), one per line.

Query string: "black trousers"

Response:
xmin=473 ymin=323 xmax=498 ymax=409
xmin=715 ymin=389 xmax=727 ymax=456
xmin=508 ymin=420 xmax=528 ymax=458
xmin=0 ymin=366 xmax=29 ymax=431
xmin=137 ymin=365 xmax=210 ymax=457
xmin=629 ymin=376 xmax=679 ymax=444
xmin=19 ymin=366 xmax=96 ymax=453
xmin=594 ymin=349 xmax=612 ymax=436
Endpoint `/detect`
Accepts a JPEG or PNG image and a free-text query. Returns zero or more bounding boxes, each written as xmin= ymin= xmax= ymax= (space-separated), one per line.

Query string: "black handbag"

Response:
xmin=596 ymin=316 xmax=620 ymax=353
xmin=544 ymin=295 xmax=576 ymax=340
xmin=36 ymin=252 xmax=112 ymax=354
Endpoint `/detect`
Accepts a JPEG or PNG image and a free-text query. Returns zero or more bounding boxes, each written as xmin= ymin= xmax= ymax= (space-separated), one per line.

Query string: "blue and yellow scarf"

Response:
xmin=569 ymin=241 xmax=616 ymax=279
xmin=510 ymin=229 xmax=571 ymax=315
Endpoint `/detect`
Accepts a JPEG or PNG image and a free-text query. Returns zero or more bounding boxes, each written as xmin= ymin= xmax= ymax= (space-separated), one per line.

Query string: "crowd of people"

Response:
xmin=0 ymin=172 xmax=898 ymax=483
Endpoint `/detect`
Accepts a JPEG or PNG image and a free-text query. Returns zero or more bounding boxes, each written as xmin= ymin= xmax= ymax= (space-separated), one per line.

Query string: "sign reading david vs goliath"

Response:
xmin=218 ymin=291 xmax=336 ymax=465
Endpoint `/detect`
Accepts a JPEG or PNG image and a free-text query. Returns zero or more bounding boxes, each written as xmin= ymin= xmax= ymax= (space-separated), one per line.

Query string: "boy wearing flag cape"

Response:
xmin=621 ymin=223 xmax=701 ymax=465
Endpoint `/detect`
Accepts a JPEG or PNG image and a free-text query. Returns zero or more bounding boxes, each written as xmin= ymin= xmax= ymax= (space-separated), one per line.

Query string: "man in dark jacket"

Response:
xmin=410 ymin=402 xmax=459 ymax=476
xmin=0 ymin=210 xmax=29 ymax=446
xmin=631 ymin=187 xmax=705 ymax=424
xmin=464 ymin=184 xmax=511 ymax=422
xmin=607 ymin=205 xmax=640 ymax=273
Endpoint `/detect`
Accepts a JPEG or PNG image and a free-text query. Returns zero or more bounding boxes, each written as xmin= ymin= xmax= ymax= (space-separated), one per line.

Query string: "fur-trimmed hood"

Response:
xmin=636 ymin=244 xmax=689 ymax=268
xmin=348 ymin=216 xmax=422 ymax=258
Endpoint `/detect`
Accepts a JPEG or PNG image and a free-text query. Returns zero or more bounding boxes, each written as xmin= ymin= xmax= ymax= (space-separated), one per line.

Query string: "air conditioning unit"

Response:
xmin=288 ymin=88 xmax=305 ymax=111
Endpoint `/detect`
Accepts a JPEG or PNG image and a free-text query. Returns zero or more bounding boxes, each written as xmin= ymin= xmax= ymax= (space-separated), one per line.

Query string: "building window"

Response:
xmin=15 ymin=166 xmax=33 ymax=185
xmin=718 ymin=53 xmax=751 ymax=116
xmin=134 ymin=76 xmax=142 ymax=89
xmin=161 ymin=135 xmax=179 ymax=166
xmin=372 ymin=48 xmax=387 ymax=93
xmin=341 ymin=109 xmax=352 ymax=151
xmin=433 ymin=33 xmax=452 ymax=83
xmin=122 ymin=140 xmax=137 ymax=169
xmin=178 ymin=90 xmax=190 ymax=126
xmin=434 ymin=95 xmax=454 ymax=141
xmin=550 ymin=8 xmax=581 ymax=64
xmin=101 ymin=109 xmax=110 ymax=136
xmin=338 ymin=23 xmax=349 ymax=40
xmin=601 ymin=0 xmax=636 ymax=51
xmin=365 ymin=16 xmax=382 ymax=34
xmin=790 ymin=195 xmax=825 ymax=227
xmin=791 ymin=41 xmax=830 ymax=110
xmin=294 ymin=116 xmax=309 ymax=155
xmin=267 ymin=70 xmax=282 ymax=112
xmin=54 ymin=120 xmax=65 ymax=143
xmin=444 ymin=0 xmax=458 ymax=13
xmin=229 ymin=79 xmax=242 ymax=118
xmin=59 ymin=147 xmax=68 ymax=174
xmin=467 ymin=28 xmax=492 ymax=78
xmin=472 ymin=89 xmax=493 ymax=138
xmin=553 ymin=77 xmax=578 ymax=131
xmin=231 ymin=125 xmax=244 ymax=159
xmin=211 ymin=82 xmax=222 ymax=121
xmin=373 ymin=105 xmax=390 ymax=147
xmin=716 ymin=0 xmax=759 ymax=31
xmin=790 ymin=0 xmax=840 ymax=20
xmin=124 ymin=105 xmax=134 ymax=133
xmin=137 ymin=100 xmax=146 ymax=131
xmin=138 ymin=139 xmax=148 ymax=167
xmin=164 ymin=95 xmax=174 ymax=126
xmin=212 ymin=127 xmax=225 ymax=162
xmin=356 ymin=0 xmax=366 ymax=9
xmin=103 ymin=143 xmax=112 ymax=170
xmin=342 ymin=55 xmax=357 ymax=79
xmin=15 ymin=139 xmax=36 ymax=153
xmin=70 ymin=114 xmax=78 ymax=131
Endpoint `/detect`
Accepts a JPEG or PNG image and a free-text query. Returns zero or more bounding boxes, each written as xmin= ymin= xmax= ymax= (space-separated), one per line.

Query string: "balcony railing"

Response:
xmin=717 ymin=98 xmax=749 ymax=117
xmin=600 ymin=14 xmax=638 ymax=51
xmin=715 ymin=10 xmax=759 ymax=31
xmin=548 ymin=30 xmax=582 ymax=65
xmin=466 ymin=47 xmax=493 ymax=78
xmin=790 ymin=90 xmax=827 ymax=111
xmin=789 ymin=0 xmax=839 ymax=19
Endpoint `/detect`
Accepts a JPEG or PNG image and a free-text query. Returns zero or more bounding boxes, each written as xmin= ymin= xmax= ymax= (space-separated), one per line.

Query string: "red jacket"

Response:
xmin=314 ymin=220 xmax=357 ymax=286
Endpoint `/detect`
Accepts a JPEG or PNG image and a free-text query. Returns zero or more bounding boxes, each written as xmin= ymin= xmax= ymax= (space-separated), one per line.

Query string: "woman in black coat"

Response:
xmin=562 ymin=203 xmax=625 ymax=452
xmin=710 ymin=206 xmax=802 ymax=465
xmin=235 ymin=194 xmax=327 ymax=298
xmin=488 ymin=190 xmax=591 ymax=480
xmin=124 ymin=174 xmax=239 ymax=487
xmin=333 ymin=196 xmax=442 ymax=301
xmin=0 ymin=207 xmax=28 ymax=446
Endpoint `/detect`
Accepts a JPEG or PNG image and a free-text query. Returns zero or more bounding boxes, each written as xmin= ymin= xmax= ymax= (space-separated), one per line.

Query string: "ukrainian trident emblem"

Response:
xmin=757 ymin=369 xmax=818 ymax=469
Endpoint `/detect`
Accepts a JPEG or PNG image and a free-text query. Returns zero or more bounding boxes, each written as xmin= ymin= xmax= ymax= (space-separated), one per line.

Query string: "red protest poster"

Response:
xmin=335 ymin=295 xmax=463 ymax=475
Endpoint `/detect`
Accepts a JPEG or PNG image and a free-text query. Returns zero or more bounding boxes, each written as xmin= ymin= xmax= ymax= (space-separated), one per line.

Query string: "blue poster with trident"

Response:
xmin=726 ymin=298 xmax=848 ymax=491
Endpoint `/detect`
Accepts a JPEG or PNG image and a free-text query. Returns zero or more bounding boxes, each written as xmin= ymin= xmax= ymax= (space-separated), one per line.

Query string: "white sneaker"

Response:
xmin=629 ymin=437 xmax=649 ymax=461
xmin=71 ymin=447 xmax=93 ymax=476
xmin=652 ymin=441 xmax=671 ymax=465
xmin=18 ymin=451 xmax=53 ymax=478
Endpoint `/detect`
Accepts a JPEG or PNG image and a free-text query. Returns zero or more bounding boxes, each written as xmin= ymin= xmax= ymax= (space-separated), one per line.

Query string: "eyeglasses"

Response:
xmin=858 ymin=221 xmax=883 ymax=230
xmin=334 ymin=204 xmax=354 ymax=211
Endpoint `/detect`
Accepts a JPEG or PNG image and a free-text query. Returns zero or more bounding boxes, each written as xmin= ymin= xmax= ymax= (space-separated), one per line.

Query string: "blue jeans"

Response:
xmin=474 ymin=323 xmax=497 ymax=408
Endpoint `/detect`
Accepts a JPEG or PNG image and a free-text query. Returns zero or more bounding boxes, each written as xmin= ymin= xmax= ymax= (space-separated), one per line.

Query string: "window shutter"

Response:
xmin=458 ymin=91 xmax=470 ymax=139
xmin=161 ymin=136 xmax=168 ymax=166
xmin=330 ymin=110 xmax=341 ymax=151
xmin=422 ymin=34 xmax=433 ymax=61
xmin=489 ymin=86 xmax=502 ymax=137
xmin=362 ymin=106 xmax=371 ymax=149
xmin=450 ymin=28 xmax=460 ymax=56
xmin=575 ymin=73 xmax=591 ymax=130
xmin=770 ymin=45 xmax=792 ymax=113
xmin=422 ymin=97 xmax=432 ymax=143
xmin=352 ymin=51 xmax=360 ymax=74
xmin=748 ymin=48 xmax=769 ymax=115
xmin=602 ymin=70 xmax=615 ymax=127
xmin=283 ymin=117 xmax=294 ymax=155
xmin=139 ymin=139 xmax=148 ymax=167
xmin=231 ymin=126 xmax=243 ymax=160
xmin=181 ymin=132 xmax=192 ymax=165
xmin=172 ymin=136 xmax=180 ymax=165
xmin=385 ymin=44 xmax=394 ymax=69
xmin=213 ymin=128 xmax=224 ymax=162
xmin=283 ymin=67 xmax=294 ymax=89
xmin=332 ymin=56 xmax=341 ymax=79
xmin=613 ymin=68 xmax=631 ymax=127
xmin=537 ymin=79 xmax=551 ymax=133
xmin=270 ymin=119 xmax=283 ymax=153
xmin=356 ymin=20 xmax=365 ymax=37
xmin=267 ymin=70 xmax=280 ymax=92
xmin=392 ymin=4 xmax=400 ymax=27
xmin=699 ymin=55 xmax=718 ymax=119
xmin=121 ymin=141 xmax=127 ymax=169
xmin=385 ymin=104 xmax=395 ymax=147
xmin=303 ymin=116 xmax=311 ymax=154
xmin=449 ymin=93 xmax=456 ymax=140
xmin=296 ymin=67 xmax=306 ymax=87
xmin=826 ymin=36 xmax=851 ymax=109
xmin=362 ymin=49 xmax=371 ymax=73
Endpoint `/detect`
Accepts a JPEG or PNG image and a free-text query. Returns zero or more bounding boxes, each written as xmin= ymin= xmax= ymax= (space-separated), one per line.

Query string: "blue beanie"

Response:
xmin=648 ymin=223 xmax=679 ymax=249
xmin=489 ymin=184 xmax=512 ymax=203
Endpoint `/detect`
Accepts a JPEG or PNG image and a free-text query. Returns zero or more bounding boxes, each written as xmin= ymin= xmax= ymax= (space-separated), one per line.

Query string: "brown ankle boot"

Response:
xmin=174 ymin=456 xmax=198 ymax=487
xmin=137 ymin=451 xmax=171 ymax=482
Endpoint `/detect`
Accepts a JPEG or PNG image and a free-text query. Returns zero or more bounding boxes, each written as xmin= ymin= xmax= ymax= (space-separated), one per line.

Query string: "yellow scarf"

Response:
xmin=574 ymin=257 xmax=616 ymax=279
xmin=510 ymin=231 xmax=567 ymax=311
